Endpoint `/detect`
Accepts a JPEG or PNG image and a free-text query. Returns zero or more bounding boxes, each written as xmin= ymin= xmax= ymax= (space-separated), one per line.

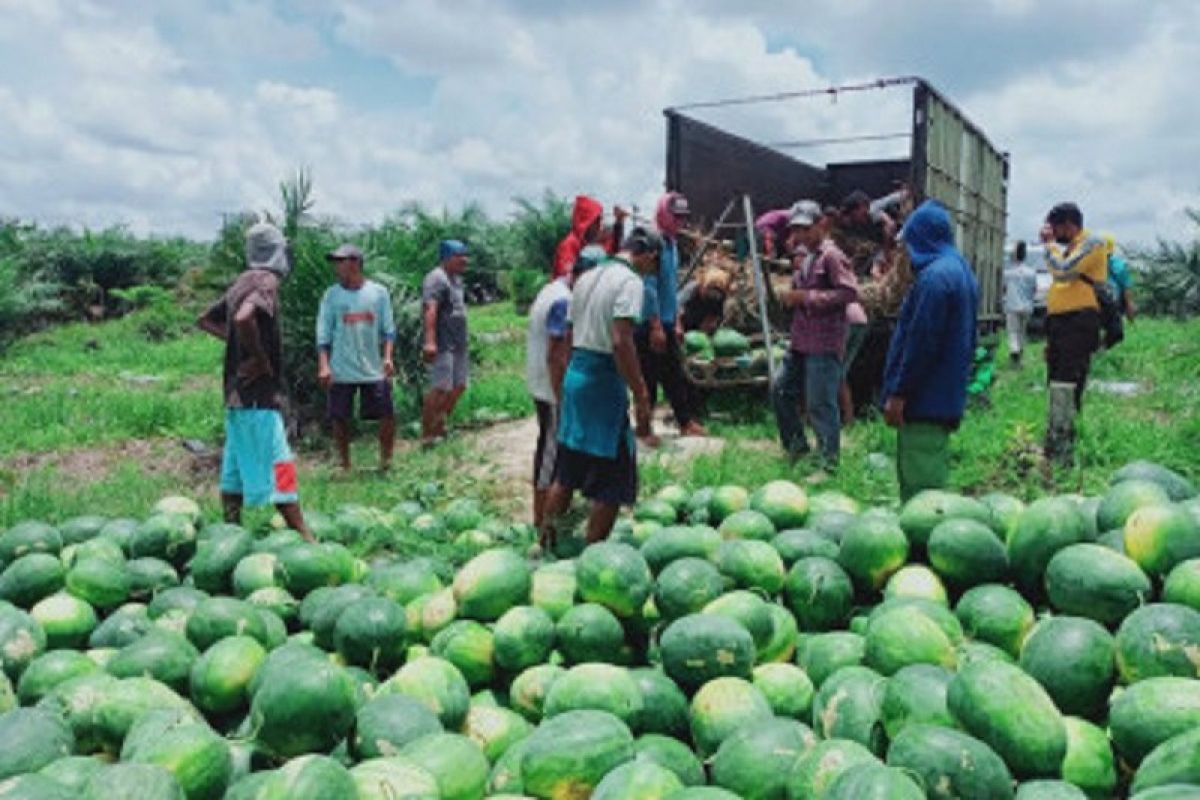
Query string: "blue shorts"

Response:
xmin=219 ymin=409 xmax=299 ymax=507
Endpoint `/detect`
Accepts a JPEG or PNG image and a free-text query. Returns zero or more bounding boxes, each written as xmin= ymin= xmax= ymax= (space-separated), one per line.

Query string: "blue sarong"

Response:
xmin=557 ymin=348 xmax=635 ymax=459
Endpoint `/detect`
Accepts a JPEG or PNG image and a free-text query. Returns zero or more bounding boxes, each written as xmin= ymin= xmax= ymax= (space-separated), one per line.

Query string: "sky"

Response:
xmin=1 ymin=0 xmax=1197 ymax=246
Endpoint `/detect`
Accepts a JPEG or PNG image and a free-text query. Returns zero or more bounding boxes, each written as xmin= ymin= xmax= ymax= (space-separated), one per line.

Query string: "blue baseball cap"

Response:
xmin=439 ymin=239 xmax=468 ymax=261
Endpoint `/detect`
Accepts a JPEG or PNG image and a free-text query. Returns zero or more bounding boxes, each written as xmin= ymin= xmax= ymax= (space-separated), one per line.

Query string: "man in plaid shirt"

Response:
xmin=771 ymin=201 xmax=859 ymax=467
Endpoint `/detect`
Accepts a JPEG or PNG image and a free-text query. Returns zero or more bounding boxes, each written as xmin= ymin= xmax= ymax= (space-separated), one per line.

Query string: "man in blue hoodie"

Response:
xmin=882 ymin=200 xmax=979 ymax=501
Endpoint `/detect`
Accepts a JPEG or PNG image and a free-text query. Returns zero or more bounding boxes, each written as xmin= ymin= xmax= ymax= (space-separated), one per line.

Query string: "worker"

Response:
xmin=1003 ymin=240 xmax=1038 ymax=366
xmin=552 ymin=196 xmax=627 ymax=279
xmin=420 ymin=240 xmax=471 ymax=446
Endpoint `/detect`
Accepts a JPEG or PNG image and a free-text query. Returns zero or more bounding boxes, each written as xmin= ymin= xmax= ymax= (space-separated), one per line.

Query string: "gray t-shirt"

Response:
xmin=422 ymin=266 xmax=468 ymax=352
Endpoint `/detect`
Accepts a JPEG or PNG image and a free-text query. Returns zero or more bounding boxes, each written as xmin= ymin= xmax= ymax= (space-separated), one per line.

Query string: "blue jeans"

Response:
xmin=772 ymin=351 xmax=843 ymax=463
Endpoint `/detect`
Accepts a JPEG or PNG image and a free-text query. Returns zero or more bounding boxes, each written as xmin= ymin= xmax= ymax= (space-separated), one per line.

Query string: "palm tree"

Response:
xmin=1130 ymin=209 xmax=1200 ymax=317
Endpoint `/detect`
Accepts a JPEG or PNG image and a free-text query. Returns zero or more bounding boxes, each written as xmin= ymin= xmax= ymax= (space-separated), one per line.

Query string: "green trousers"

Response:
xmin=897 ymin=422 xmax=951 ymax=502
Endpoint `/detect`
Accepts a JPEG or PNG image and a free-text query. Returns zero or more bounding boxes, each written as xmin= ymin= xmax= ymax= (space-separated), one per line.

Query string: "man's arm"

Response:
xmin=379 ymin=288 xmax=397 ymax=377
xmin=612 ymin=318 xmax=653 ymax=442
xmin=1045 ymin=237 xmax=1105 ymax=278
xmin=316 ymin=290 xmax=334 ymax=386
xmin=548 ymin=332 xmax=571 ymax=403
xmin=197 ymin=300 xmax=227 ymax=340
xmin=422 ymin=301 xmax=439 ymax=363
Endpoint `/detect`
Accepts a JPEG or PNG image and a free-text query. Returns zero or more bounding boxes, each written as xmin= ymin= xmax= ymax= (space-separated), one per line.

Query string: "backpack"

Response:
xmin=1079 ymin=273 xmax=1124 ymax=349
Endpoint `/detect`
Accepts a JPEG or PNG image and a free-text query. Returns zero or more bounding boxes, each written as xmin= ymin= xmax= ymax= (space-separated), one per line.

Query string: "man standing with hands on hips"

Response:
xmin=421 ymin=240 xmax=471 ymax=447
xmin=316 ymin=243 xmax=397 ymax=472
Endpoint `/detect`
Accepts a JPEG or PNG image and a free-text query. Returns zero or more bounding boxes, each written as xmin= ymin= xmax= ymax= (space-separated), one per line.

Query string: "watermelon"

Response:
xmin=884 ymin=564 xmax=949 ymax=605
xmin=898 ymin=490 xmax=992 ymax=550
xmin=34 ymin=671 xmax=116 ymax=753
xmin=349 ymin=757 xmax=439 ymax=800
xmin=811 ymin=665 xmax=887 ymax=753
xmin=711 ymin=328 xmax=750 ymax=356
xmin=772 ymin=529 xmax=839 ymax=564
xmin=0 ymin=672 xmax=10 ymax=712
xmin=64 ymin=538 xmax=124 ymax=568
xmin=659 ymin=613 xmax=755 ymax=692
xmin=463 ymin=704 xmax=532 ymax=762
xmin=797 ymin=632 xmax=866 ymax=688
xmin=825 ymin=762 xmax=925 ymax=800
xmin=689 ymin=676 xmax=772 ymax=756
xmin=955 ymin=584 xmax=1035 ymax=659
xmin=91 ymin=676 xmax=197 ymax=754
xmin=666 ymin=789 xmax=742 ymax=800
xmin=710 ymin=717 xmax=816 ymax=800
xmin=57 ymin=516 xmax=106 ymax=546
xmin=703 ymin=591 xmax=773 ymax=653
xmin=509 ymin=664 xmax=564 ymax=723
xmin=64 ymin=558 xmax=130 ymax=612
xmin=351 ymin=693 xmax=443 ymax=760
xmin=1062 ymin=716 xmax=1117 ymax=799
xmin=760 ymin=603 xmax=799 ymax=663
xmin=249 ymin=647 xmax=357 ymax=757
xmin=1164 ymin=559 xmax=1200 ymax=611
xmin=418 ymin=586 xmax=458 ymax=642
xmin=333 ymin=596 xmax=407 ymax=673
xmin=1115 ymin=603 xmax=1200 ymax=682
xmin=708 ymin=486 xmax=751 ymax=525
xmin=1129 ymin=788 xmax=1200 ymax=800
xmin=593 ymin=760 xmax=682 ymax=800
xmin=630 ymin=668 xmax=689 ymax=738
xmin=783 ymin=557 xmax=854 ymax=631
xmin=980 ymin=492 xmax=1026 ymax=539
xmin=273 ymin=542 xmax=354 ymax=596
xmin=0 ymin=521 xmax=63 ymax=563
xmin=0 ymin=707 xmax=74 ymax=779
xmin=126 ymin=558 xmax=180 ymax=599
xmin=752 ymin=662 xmax=814 ymax=720
xmin=1131 ymin=727 xmax=1200 ymax=794
xmin=948 ymin=659 xmax=1067 ymax=778
xmin=642 ymin=527 xmax=722 ymax=573
xmin=488 ymin=737 xmax=528 ymax=794
xmin=519 ymin=710 xmax=634 ymax=800
xmin=712 ymin=539 xmax=785 ymax=594
xmin=188 ymin=635 xmax=266 ymax=716
xmin=30 ymin=592 xmax=97 ymax=649
xmin=1044 ymin=543 xmax=1152 ymax=626
xmin=1112 ymin=461 xmax=1197 ymax=501
xmin=1008 ymin=497 xmax=1089 ymax=594
xmin=147 ymin=587 xmax=208 ymax=620
xmin=122 ymin=710 xmax=232 ymax=800
xmin=928 ymin=518 xmax=1009 ymax=588
xmin=880 ymin=663 xmax=955 ymax=738
xmin=865 ymin=604 xmax=956 ymax=675
xmin=452 ymin=548 xmax=530 ymax=621
xmin=153 ymin=496 xmax=200 ymax=523
xmin=257 ymin=754 xmax=356 ymax=800
xmin=1098 ymin=480 xmax=1171 ymax=532
xmin=654 ymin=558 xmax=726 ymax=622
xmin=82 ymin=764 xmax=184 ymax=800
xmin=749 ymin=480 xmax=809 ymax=529
xmin=1 ymin=600 xmax=52 ymax=678
xmin=129 ymin=515 xmax=197 ymax=567
xmin=245 ymin=587 xmax=297 ymax=625
xmin=38 ymin=756 xmax=106 ymax=793
xmin=887 ymin=723 xmax=1014 ymax=800
xmin=543 ymin=663 xmax=644 ymax=727
xmin=836 ymin=515 xmax=909 ymax=591
xmin=1124 ymin=503 xmax=1200 ymax=577
xmin=0 ymin=553 xmax=65 ymax=608
xmin=190 ymin=530 xmax=253 ymax=594
xmin=378 ymin=656 xmax=470 ymax=729
xmin=1018 ymin=616 xmax=1115 ymax=719
xmin=635 ymin=499 xmax=679 ymax=526
xmin=366 ymin=559 xmax=442 ymax=605
xmin=308 ymin=584 xmax=375 ymax=650
xmin=786 ymin=739 xmax=879 ymax=800
xmin=17 ymin=650 xmax=98 ymax=704
xmin=493 ymin=605 xmax=555 ymax=673
xmin=717 ymin=510 xmax=775 ymax=542
xmin=556 ymin=603 xmax=627 ymax=665
xmin=868 ymin=598 xmax=964 ymax=645
xmin=185 ymin=597 xmax=268 ymax=651
xmin=1013 ymin=781 xmax=1088 ymax=799
xmin=400 ymin=732 xmax=489 ymax=800
xmin=634 ymin=734 xmax=704 ymax=786
xmin=576 ymin=543 xmax=652 ymax=618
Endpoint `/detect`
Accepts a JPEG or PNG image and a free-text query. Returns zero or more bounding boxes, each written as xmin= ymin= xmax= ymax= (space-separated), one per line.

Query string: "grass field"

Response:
xmin=2 ymin=303 xmax=1198 ymax=535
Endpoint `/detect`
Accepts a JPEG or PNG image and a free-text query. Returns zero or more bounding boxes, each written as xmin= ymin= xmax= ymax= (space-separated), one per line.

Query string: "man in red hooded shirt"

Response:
xmin=553 ymin=195 xmax=626 ymax=278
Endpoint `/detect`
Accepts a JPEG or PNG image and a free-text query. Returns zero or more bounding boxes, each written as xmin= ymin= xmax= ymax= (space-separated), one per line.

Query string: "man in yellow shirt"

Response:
xmin=1042 ymin=202 xmax=1108 ymax=410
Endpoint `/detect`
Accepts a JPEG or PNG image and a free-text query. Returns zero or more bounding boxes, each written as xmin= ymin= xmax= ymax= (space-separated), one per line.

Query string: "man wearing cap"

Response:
xmin=421 ymin=240 xmax=470 ymax=445
xmin=198 ymin=222 xmax=311 ymax=538
xmin=316 ymin=243 xmax=397 ymax=471
xmin=1040 ymin=203 xmax=1109 ymax=463
xmin=882 ymin=200 xmax=979 ymax=501
xmin=638 ymin=191 xmax=705 ymax=437
xmin=772 ymin=201 xmax=858 ymax=467
xmin=540 ymin=228 xmax=660 ymax=546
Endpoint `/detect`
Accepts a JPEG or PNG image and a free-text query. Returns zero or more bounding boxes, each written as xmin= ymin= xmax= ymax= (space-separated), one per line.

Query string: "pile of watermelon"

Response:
xmin=1 ymin=461 xmax=1199 ymax=800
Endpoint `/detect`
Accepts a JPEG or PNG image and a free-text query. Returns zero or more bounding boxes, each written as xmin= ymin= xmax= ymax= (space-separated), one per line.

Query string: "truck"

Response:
xmin=664 ymin=76 xmax=1008 ymax=403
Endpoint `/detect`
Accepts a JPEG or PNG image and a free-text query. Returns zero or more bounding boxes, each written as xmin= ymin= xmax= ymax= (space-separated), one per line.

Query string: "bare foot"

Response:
xmin=679 ymin=421 xmax=707 ymax=437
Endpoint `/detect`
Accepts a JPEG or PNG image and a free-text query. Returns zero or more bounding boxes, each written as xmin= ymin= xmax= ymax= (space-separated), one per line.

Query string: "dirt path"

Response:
xmin=467 ymin=412 xmax=733 ymax=520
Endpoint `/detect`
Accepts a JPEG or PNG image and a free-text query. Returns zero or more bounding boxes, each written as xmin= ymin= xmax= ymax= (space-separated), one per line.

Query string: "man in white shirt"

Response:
xmin=540 ymin=228 xmax=660 ymax=547
xmin=1003 ymin=240 xmax=1038 ymax=365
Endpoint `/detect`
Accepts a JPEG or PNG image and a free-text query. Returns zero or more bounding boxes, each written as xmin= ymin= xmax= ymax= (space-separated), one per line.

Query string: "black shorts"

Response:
xmin=1046 ymin=310 xmax=1100 ymax=386
xmin=327 ymin=381 xmax=395 ymax=422
xmin=533 ymin=400 xmax=559 ymax=490
xmin=553 ymin=436 xmax=638 ymax=507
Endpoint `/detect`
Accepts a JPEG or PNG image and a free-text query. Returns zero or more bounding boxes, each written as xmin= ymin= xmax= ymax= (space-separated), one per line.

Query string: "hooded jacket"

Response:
xmin=553 ymin=196 xmax=606 ymax=278
xmin=882 ymin=200 xmax=979 ymax=426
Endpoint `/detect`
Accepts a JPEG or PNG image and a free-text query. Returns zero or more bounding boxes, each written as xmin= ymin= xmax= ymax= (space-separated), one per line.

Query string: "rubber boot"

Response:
xmin=1045 ymin=381 xmax=1077 ymax=465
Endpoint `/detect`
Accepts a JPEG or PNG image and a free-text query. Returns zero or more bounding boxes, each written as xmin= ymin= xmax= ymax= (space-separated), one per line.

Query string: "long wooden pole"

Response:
xmin=742 ymin=194 xmax=776 ymax=389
